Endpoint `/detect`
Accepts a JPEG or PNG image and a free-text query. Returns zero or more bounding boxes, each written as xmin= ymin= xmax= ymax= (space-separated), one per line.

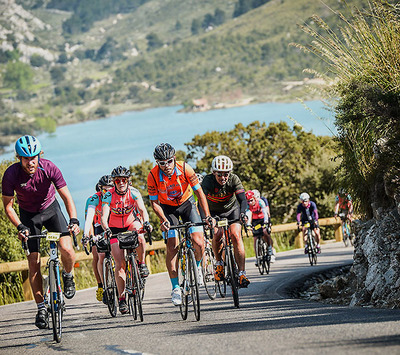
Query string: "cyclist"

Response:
xmin=101 ymin=166 xmax=152 ymax=314
xmin=296 ymin=192 xmax=321 ymax=253
xmin=201 ymin=155 xmax=250 ymax=288
xmin=1 ymin=135 xmax=80 ymax=329
xmin=83 ymin=175 xmax=113 ymax=302
xmin=334 ymin=188 xmax=354 ymax=222
xmin=147 ymin=143 xmax=213 ymax=306
xmin=245 ymin=190 xmax=274 ymax=265
xmin=251 ymin=189 xmax=276 ymax=262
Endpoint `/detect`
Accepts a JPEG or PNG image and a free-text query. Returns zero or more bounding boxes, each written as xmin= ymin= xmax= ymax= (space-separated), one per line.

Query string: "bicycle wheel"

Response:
xmin=342 ymin=223 xmax=349 ymax=247
xmin=49 ymin=261 xmax=62 ymax=343
xmin=263 ymin=242 xmax=270 ymax=275
xmin=307 ymin=231 xmax=316 ymax=266
xmin=103 ymin=257 xmax=117 ymax=317
xmin=255 ymin=238 xmax=264 ymax=275
xmin=202 ymin=247 xmax=217 ymax=300
xmin=226 ymin=246 xmax=239 ymax=308
xmin=188 ymin=249 xmax=200 ymax=321
xmin=126 ymin=260 xmax=135 ymax=320
xmin=132 ymin=256 xmax=143 ymax=322
xmin=178 ymin=248 xmax=188 ymax=320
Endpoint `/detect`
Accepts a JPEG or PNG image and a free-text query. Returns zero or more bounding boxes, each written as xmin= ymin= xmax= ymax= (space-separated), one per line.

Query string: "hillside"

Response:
xmin=0 ymin=0 xmax=365 ymax=150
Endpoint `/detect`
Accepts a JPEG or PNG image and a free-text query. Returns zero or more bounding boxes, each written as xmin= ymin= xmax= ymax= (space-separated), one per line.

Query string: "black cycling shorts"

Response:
xmin=210 ymin=202 xmax=240 ymax=223
xmin=19 ymin=200 xmax=69 ymax=253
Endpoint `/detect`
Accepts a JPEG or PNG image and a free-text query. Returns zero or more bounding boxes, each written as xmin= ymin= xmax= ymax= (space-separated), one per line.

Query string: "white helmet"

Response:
xmin=252 ymin=189 xmax=261 ymax=199
xmin=212 ymin=155 xmax=233 ymax=172
xmin=299 ymin=192 xmax=310 ymax=201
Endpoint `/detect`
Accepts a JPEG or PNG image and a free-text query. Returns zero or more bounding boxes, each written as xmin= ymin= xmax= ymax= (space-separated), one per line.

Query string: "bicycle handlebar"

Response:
xmin=21 ymin=231 xmax=71 ymax=256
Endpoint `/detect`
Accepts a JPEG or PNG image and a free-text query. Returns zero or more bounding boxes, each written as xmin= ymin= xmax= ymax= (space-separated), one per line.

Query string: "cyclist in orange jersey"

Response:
xmin=101 ymin=166 xmax=152 ymax=314
xmin=147 ymin=143 xmax=214 ymax=306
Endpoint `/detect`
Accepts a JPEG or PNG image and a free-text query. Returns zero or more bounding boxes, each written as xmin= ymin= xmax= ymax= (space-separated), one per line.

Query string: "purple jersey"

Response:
xmin=2 ymin=159 xmax=67 ymax=213
xmin=296 ymin=200 xmax=319 ymax=223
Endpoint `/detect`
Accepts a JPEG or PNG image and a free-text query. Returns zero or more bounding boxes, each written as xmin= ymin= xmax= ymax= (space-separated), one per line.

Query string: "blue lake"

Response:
xmin=0 ymin=101 xmax=335 ymax=222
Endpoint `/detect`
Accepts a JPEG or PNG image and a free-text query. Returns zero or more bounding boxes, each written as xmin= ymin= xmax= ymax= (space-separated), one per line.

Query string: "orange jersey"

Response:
xmin=147 ymin=161 xmax=200 ymax=206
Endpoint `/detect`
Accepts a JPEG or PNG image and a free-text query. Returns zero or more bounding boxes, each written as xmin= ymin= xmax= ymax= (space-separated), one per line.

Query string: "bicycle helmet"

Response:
xmin=154 ymin=143 xmax=175 ymax=161
xmin=252 ymin=189 xmax=261 ymax=199
xmin=196 ymin=173 xmax=204 ymax=184
xmin=111 ymin=166 xmax=131 ymax=179
xmin=15 ymin=135 xmax=42 ymax=157
xmin=211 ymin=155 xmax=233 ymax=172
xmin=338 ymin=187 xmax=346 ymax=196
xmin=96 ymin=174 xmax=113 ymax=191
xmin=245 ymin=190 xmax=255 ymax=200
xmin=299 ymin=192 xmax=310 ymax=202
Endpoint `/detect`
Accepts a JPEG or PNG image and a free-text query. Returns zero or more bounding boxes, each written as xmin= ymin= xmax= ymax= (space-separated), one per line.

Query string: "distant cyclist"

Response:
xmin=296 ymin=192 xmax=321 ymax=253
xmin=334 ymin=188 xmax=354 ymax=222
xmin=101 ymin=166 xmax=152 ymax=314
xmin=147 ymin=143 xmax=213 ymax=306
xmin=1 ymin=135 xmax=80 ymax=329
xmin=245 ymin=190 xmax=274 ymax=265
xmin=83 ymin=175 xmax=113 ymax=302
xmin=201 ymin=155 xmax=250 ymax=288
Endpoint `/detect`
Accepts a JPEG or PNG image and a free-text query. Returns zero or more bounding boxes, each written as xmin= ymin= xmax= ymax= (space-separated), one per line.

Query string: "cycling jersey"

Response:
xmin=102 ymin=186 xmax=141 ymax=228
xmin=335 ymin=194 xmax=352 ymax=210
xmin=246 ymin=198 xmax=269 ymax=224
xmin=2 ymin=159 xmax=67 ymax=213
xmin=296 ymin=201 xmax=319 ymax=224
xmin=85 ymin=191 xmax=102 ymax=226
xmin=201 ymin=173 xmax=247 ymax=214
xmin=147 ymin=161 xmax=200 ymax=206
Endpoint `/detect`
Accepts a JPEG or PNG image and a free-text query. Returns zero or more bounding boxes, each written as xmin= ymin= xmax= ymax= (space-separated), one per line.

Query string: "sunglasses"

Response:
xmin=114 ymin=178 xmax=128 ymax=184
xmin=158 ymin=158 xmax=174 ymax=167
xmin=216 ymin=172 xmax=230 ymax=178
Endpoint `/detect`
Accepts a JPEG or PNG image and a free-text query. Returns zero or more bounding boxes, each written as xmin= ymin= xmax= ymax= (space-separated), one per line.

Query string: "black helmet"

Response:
xmin=111 ymin=166 xmax=131 ymax=179
xmin=154 ymin=143 xmax=175 ymax=161
xmin=338 ymin=187 xmax=346 ymax=196
xmin=99 ymin=175 xmax=113 ymax=187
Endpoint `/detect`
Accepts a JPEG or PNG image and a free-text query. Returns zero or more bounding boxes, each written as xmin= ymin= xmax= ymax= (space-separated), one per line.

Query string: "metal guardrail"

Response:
xmin=0 ymin=217 xmax=343 ymax=301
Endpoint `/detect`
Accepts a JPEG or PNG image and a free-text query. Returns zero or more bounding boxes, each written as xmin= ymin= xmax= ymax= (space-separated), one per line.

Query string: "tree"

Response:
xmin=50 ymin=66 xmax=66 ymax=82
xmin=214 ymin=8 xmax=226 ymax=26
xmin=30 ymin=54 xmax=49 ymax=67
xmin=3 ymin=61 xmax=33 ymax=90
xmin=191 ymin=19 xmax=201 ymax=35
xmin=146 ymin=33 xmax=163 ymax=51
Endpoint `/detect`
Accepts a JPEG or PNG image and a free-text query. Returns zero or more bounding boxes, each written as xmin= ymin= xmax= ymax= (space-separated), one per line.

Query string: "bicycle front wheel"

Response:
xmin=342 ymin=223 xmax=349 ymax=247
xmin=132 ymin=256 xmax=143 ymax=322
xmin=103 ymin=257 xmax=117 ymax=317
xmin=178 ymin=249 xmax=188 ymax=320
xmin=49 ymin=260 xmax=62 ymax=343
xmin=126 ymin=260 xmax=135 ymax=320
xmin=226 ymin=246 xmax=239 ymax=308
xmin=202 ymin=247 xmax=217 ymax=300
xmin=188 ymin=249 xmax=200 ymax=321
xmin=255 ymin=238 xmax=264 ymax=275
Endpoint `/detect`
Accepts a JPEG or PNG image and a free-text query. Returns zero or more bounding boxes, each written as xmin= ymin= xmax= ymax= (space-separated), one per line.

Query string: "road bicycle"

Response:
xmin=303 ymin=222 xmax=318 ymax=266
xmin=250 ymin=223 xmax=270 ymax=275
xmin=338 ymin=212 xmax=354 ymax=247
xmin=215 ymin=217 xmax=241 ymax=308
xmin=170 ymin=221 xmax=208 ymax=321
xmin=24 ymin=230 xmax=77 ymax=343
xmin=202 ymin=229 xmax=218 ymax=300
xmin=116 ymin=227 xmax=152 ymax=322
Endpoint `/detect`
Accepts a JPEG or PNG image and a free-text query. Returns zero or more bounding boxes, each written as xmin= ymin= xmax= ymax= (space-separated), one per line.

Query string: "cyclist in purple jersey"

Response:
xmin=296 ymin=192 xmax=321 ymax=253
xmin=1 ymin=135 xmax=80 ymax=330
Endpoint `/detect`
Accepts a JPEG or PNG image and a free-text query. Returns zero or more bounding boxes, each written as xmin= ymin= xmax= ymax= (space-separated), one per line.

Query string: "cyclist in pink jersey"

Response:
xmin=101 ymin=166 xmax=152 ymax=314
xmin=83 ymin=175 xmax=113 ymax=302
xmin=1 ymin=135 xmax=80 ymax=329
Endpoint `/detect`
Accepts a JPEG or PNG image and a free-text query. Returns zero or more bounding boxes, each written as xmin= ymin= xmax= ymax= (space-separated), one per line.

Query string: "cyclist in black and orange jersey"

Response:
xmin=201 ymin=155 xmax=250 ymax=288
xmin=147 ymin=143 xmax=214 ymax=306
xmin=101 ymin=166 xmax=152 ymax=314
xmin=83 ymin=175 xmax=113 ymax=302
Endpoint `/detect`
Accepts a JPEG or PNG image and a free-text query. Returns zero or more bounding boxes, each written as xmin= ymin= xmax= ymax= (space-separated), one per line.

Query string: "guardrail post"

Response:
xmin=21 ymin=270 xmax=33 ymax=301
xmin=145 ymin=253 xmax=152 ymax=275
xmin=334 ymin=222 xmax=343 ymax=242
xmin=295 ymin=231 xmax=304 ymax=249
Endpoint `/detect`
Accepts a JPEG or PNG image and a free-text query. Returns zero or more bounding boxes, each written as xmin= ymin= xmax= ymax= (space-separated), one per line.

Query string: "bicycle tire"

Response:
xmin=178 ymin=248 xmax=188 ymax=320
xmin=255 ymin=238 xmax=264 ymax=275
xmin=263 ymin=243 xmax=270 ymax=275
xmin=342 ymin=223 xmax=349 ymax=247
xmin=126 ymin=260 xmax=135 ymax=320
xmin=49 ymin=260 xmax=62 ymax=343
xmin=226 ymin=246 xmax=239 ymax=308
xmin=103 ymin=258 xmax=117 ymax=317
xmin=307 ymin=230 xmax=316 ymax=266
xmin=217 ymin=277 xmax=226 ymax=298
xmin=188 ymin=249 xmax=200 ymax=321
xmin=132 ymin=256 xmax=143 ymax=322
xmin=202 ymin=247 xmax=217 ymax=300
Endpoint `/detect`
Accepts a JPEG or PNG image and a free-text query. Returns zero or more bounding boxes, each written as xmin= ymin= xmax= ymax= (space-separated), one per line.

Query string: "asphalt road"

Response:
xmin=1 ymin=241 xmax=400 ymax=354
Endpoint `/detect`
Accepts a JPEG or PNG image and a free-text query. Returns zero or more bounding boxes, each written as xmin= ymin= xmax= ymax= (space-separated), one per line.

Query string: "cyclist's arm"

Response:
xmin=84 ymin=205 xmax=96 ymax=236
xmin=236 ymin=191 xmax=248 ymax=214
xmin=135 ymin=194 xmax=150 ymax=224
xmin=260 ymin=201 xmax=269 ymax=224
xmin=2 ymin=195 xmax=22 ymax=228
xmin=245 ymin=209 xmax=252 ymax=225
xmin=194 ymin=187 xmax=211 ymax=219
xmin=58 ymin=186 xmax=80 ymax=234
xmin=149 ymin=199 xmax=168 ymax=227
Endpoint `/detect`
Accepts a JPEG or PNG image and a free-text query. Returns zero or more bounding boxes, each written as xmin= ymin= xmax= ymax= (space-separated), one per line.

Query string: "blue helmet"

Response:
xmin=15 ymin=135 xmax=42 ymax=157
